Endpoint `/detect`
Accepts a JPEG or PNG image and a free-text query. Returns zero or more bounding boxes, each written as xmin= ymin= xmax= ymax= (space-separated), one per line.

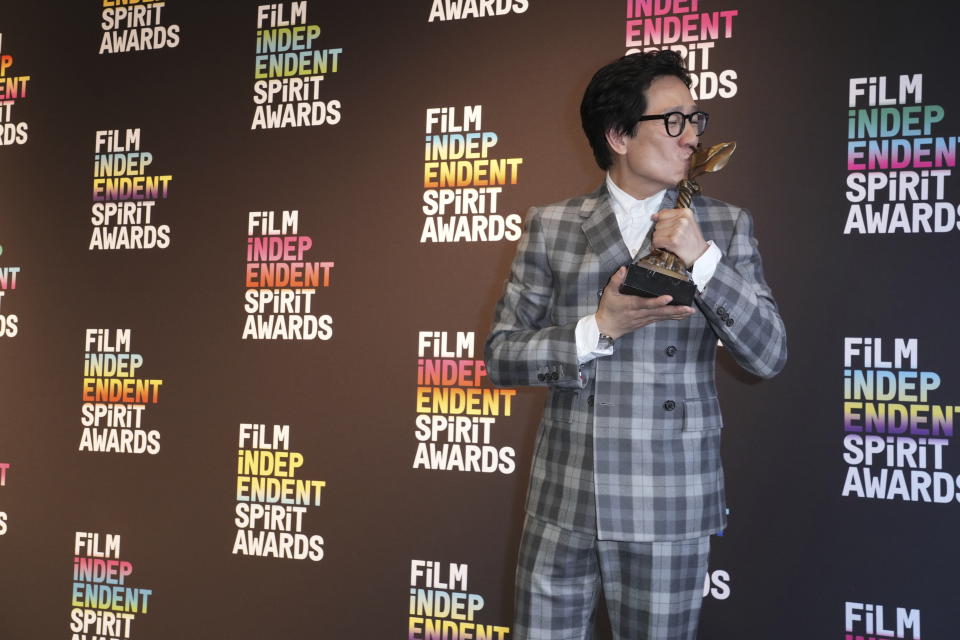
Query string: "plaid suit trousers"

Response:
xmin=515 ymin=514 xmax=710 ymax=640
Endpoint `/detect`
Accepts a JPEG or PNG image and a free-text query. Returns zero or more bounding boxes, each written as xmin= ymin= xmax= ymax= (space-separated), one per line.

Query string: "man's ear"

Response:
xmin=605 ymin=128 xmax=628 ymax=157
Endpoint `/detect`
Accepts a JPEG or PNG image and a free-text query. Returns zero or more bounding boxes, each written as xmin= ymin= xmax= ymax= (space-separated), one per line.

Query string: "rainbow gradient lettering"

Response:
xmin=69 ymin=532 xmax=153 ymax=638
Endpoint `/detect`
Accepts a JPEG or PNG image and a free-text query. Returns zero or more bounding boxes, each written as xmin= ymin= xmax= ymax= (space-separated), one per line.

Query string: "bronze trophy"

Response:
xmin=619 ymin=141 xmax=737 ymax=305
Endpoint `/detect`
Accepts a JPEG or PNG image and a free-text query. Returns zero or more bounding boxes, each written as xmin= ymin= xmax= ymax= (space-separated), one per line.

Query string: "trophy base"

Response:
xmin=619 ymin=262 xmax=697 ymax=306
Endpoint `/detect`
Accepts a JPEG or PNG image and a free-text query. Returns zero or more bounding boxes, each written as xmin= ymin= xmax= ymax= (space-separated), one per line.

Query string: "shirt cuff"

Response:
xmin=576 ymin=314 xmax=614 ymax=364
xmin=690 ymin=241 xmax=722 ymax=293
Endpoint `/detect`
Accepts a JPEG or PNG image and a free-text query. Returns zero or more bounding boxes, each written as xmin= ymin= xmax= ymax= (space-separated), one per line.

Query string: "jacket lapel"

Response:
xmin=580 ymin=185 xmax=631 ymax=275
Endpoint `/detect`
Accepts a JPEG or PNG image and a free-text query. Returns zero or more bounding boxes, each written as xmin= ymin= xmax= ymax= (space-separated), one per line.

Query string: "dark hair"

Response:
xmin=580 ymin=50 xmax=691 ymax=170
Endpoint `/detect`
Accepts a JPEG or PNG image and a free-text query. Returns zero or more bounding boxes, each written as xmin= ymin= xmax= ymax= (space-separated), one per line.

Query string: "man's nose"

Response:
xmin=679 ymin=119 xmax=700 ymax=145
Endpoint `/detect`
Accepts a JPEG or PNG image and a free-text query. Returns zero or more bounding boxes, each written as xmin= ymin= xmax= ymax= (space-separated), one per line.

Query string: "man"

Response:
xmin=484 ymin=51 xmax=787 ymax=640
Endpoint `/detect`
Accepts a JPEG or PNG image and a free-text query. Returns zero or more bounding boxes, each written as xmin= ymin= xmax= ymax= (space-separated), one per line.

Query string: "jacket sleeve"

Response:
xmin=696 ymin=207 xmax=787 ymax=379
xmin=484 ymin=208 xmax=586 ymax=389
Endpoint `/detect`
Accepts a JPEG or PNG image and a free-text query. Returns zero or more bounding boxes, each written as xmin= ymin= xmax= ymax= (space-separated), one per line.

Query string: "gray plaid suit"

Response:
xmin=485 ymin=183 xmax=786 ymax=637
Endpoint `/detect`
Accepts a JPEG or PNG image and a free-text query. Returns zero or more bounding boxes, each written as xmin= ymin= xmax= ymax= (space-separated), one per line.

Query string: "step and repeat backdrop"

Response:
xmin=1 ymin=1 xmax=958 ymax=638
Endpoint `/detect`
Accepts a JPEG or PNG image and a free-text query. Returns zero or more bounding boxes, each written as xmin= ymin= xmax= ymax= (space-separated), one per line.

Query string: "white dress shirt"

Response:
xmin=574 ymin=175 xmax=722 ymax=363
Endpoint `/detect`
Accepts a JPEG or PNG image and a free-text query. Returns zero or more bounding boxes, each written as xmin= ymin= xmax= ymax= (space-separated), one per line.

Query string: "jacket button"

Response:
xmin=717 ymin=306 xmax=727 ymax=316
xmin=588 ymin=395 xmax=595 ymax=407
xmin=725 ymin=318 xmax=734 ymax=327
xmin=663 ymin=400 xmax=676 ymax=411
xmin=537 ymin=373 xmax=545 ymax=381
xmin=665 ymin=345 xmax=677 ymax=357
xmin=551 ymin=371 xmax=560 ymax=380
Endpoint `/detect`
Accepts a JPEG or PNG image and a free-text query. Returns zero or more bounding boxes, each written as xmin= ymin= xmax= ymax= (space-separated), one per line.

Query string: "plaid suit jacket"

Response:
xmin=485 ymin=183 xmax=787 ymax=542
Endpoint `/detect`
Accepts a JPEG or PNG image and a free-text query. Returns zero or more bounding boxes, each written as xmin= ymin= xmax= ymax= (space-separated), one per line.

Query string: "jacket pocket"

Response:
xmin=682 ymin=396 xmax=723 ymax=432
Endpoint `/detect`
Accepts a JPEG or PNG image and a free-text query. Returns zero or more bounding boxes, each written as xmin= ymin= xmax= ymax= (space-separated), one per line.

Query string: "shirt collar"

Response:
xmin=605 ymin=174 xmax=666 ymax=221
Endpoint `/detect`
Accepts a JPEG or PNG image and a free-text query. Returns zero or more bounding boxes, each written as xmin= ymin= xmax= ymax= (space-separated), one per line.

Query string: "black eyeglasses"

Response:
xmin=635 ymin=111 xmax=709 ymax=137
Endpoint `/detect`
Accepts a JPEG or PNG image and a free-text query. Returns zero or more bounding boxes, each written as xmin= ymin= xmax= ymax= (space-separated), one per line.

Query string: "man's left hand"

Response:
xmin=651 ymin=207 xmax=708 ymax=268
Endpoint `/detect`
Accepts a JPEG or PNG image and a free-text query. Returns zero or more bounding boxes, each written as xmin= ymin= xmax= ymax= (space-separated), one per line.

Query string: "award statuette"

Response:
xmin=619 ymin=141 xmax=737 ymax=305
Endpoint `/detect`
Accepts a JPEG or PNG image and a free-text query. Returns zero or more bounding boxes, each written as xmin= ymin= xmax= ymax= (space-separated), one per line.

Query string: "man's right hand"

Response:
xmin=595 ymin=267 xmax=695 ymax=340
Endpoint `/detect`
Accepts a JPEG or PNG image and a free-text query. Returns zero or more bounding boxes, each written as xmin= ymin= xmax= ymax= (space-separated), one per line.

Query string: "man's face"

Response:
xmin=608 ymin=75 xmax=700 ymax=199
